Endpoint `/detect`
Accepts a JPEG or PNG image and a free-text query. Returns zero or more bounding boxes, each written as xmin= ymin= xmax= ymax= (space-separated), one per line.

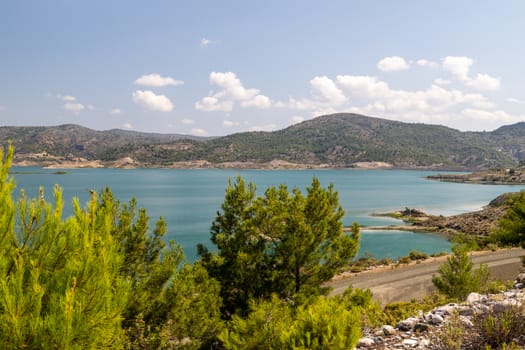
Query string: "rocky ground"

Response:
xmin=356 ymin=273 xmax=525 ymax=349
xmin=377 ymin=192 xmax=515 ymax=237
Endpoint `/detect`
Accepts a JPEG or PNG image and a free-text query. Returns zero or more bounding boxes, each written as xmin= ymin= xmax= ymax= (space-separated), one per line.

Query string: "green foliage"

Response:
xmin=199 ymin=176 xmax=359 ymax=316
xmin=220 ymin=295 xmax=361 ymax=350
xmin=339 ymin=287 xmax=386 ymax=327
xmin=432 ymin=244 xmax=490 ymax=300
xmin=492 ymin=191 xmax=525 ymax=248
xmin=0 ymin=144 xmax=224 ymax=349
xmin=0 ymin=144 xmax=129 ymax=348
xmin=433 ymin=304 xmax=525 ymax=350
xmin=408 ymin=250 xmax=429 ymax=261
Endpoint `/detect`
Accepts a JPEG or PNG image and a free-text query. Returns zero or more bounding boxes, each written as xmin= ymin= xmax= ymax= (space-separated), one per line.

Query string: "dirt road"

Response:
xmin=328 ymin=248 xmax=525 ymax=305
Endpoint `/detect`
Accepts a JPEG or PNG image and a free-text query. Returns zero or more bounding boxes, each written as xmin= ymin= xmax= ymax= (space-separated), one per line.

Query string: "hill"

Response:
xmin=2 ymin=114 xmax=524 ymax=169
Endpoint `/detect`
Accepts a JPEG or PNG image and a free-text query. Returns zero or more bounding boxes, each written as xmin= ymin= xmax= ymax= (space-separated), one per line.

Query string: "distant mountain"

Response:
xmin=0 ymin=124 xmax=208 ymax=160
xmin=2 ymin=114 xmax=524 ymax=169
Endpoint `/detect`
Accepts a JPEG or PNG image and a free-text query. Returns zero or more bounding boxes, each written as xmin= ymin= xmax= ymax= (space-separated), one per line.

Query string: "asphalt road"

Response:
xmin=328 ymin=248 xmax=525 ymax=305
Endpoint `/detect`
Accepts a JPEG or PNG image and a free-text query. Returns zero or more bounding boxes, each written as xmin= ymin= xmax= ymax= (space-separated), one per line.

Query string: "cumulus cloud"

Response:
xmin=417 ymin=59 xmax=439 ymax=69
xmin=434 ymin=78 xmax=451 ymax=85
xmin=465 ymin=73 xmax=501 ymax=91
xmin=461 ymin=109 xmax=524 ymax=124
xmin=277 ymin=69 xmax=511 ymax=130
xmin=182 ymin=118 xmax=194 ymax=125
xmin=135 ymin=74 xmax=184 ymax=87
xmin=132 ymin=90 xmax=174 ymax=112
xmin=442 ymin=56 xmax=473 ymax=81
xmin=122 ymin=123 xmax=133 ymax=129
xmin=195 ymin=72 xmax=271 ymax=111
xmin=240 ymin=95 xmax=272 ymax=108
xmin=63 ymin=102 xmax=85 ymax=113
xmin=310 ymin=76 xmax=347 ymax=105
xmin=442 ymin=56 xmax=500 ymax=91
xmin=191 ymin=128 xmax=208 ymax=136
xmin=223 ymin=120 xmax=240 ymax=127
xmin=110 ymin=108 xmax=121 ymax=115
xmin=377 ymin=56 xmax=410 ymax=72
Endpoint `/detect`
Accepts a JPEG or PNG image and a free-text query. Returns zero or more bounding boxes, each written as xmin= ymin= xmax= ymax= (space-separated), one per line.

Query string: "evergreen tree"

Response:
xmin=0 ymin=144 xmax=129 ymax=349
xmin=199 ymin=176 xmax=360 ymax=316
xmin=492 ymin=191 xmax=525 ymax=248
xmin=432 ymin=244 xmax=490 ymax=300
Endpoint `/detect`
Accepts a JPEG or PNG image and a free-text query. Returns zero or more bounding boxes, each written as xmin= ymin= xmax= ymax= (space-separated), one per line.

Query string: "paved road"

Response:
xmin=328 ymin=248 xmax=525 ymax=305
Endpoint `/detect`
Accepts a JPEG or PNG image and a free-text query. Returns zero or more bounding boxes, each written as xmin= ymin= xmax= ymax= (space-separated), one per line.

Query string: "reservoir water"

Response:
xmin=10 ymin=168 xmax=524 ymax=261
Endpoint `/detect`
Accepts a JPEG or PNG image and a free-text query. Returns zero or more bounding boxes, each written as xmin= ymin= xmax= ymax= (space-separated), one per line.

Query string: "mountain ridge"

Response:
xmin=2 ymin=113 xmax=524 ymax=170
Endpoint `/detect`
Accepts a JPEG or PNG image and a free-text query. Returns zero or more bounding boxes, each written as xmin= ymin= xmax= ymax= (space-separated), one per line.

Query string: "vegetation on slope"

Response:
xmin=3 ymin=113 xmax=524 ymax=169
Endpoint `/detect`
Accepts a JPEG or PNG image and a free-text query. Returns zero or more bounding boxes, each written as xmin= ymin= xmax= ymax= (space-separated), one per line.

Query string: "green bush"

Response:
xmin=432 ymin=244 xmax=490 ymax=300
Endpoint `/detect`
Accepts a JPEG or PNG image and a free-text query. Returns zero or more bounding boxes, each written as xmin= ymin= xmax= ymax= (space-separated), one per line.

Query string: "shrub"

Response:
xmin=408 ymin=250 xmax=429 ymax=261
xmin=432 ymin=244 xmax=490 ymax=300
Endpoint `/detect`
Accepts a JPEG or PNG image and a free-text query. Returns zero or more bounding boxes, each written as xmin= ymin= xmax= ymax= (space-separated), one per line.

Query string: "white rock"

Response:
xmin=356 ymin=337 xmax=375 ymax=348
xmin=429 ymin=314 xmax=444 ymax=325
xmin=459 ymin=315 xmax=474 ymax=327
xmin=402 ymin=338 xmax=418 ymax=347
xmin=466 ymin=292 xmax=483 ymax=305
xmin=493 ymin=299 xmax=521 ymax=312
xmin=396 ymin=317 xmax=418 ymax=331
xmin=381 ymin=324 xmax=397 ymax=336
xmin=516 ymin=273 xmax=525 ymax=283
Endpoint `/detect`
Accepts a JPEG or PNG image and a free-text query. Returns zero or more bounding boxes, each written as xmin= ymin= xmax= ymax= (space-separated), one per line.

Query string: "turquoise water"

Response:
xmin=10 ymin=168 xmax=524 ymax=261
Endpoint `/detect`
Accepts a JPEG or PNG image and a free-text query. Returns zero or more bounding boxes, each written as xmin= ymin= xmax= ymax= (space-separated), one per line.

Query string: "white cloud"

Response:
xmin=122 ymin=123 xmax=133 ymax=129
xmin=87 ymin=104 xmax=95 ymax=110
xmin=336 ymin=75 xmax=390 ymax=99
xmin=461 ymin=109 xmax=524 ymax=124
xmin=249 ymin=123 xmax=278 ymax=132
xmin=442 ymin=56 xmax=473 ymax=81
xmin=434 ymin=78 xmax=451 ymax=85
xmin=465 ymin=73 xmax=501 ymax=91
xmin=196 ymin=72 xmax=271 ymax=111
xmin=506 ymin=97 xmax=524 ymax=104
xmin=195 ymin=96 xmax=233 ymax=112
xmin=132 ymin=90 xmax=174 ymax=112
xmin=291 ymin=115 xmax=305 ymax=124
xmin=310 ymin=76 xmax=346 ymax=105
xmin=110 ymin=108 xmax=122 ymax=115
xmin=63 ymin=102 xmax=85 ymax=113
xmin=240 ymin=94 xmax=272 ymax=108
xmin=135 ymin=74 xmax=184 ymax=87
xmin=417 ymin=59 xmax=439 ymax=69
xmin=442 ymin=56 xmax=501 ymax=91
xmin=191 ymin=128 xmax=208 ymax=136
xmin=223 ymin=120 xmax=240 ymax=127
xmin=61 ymin=95 xmax=77 ymax=101
xmin=200 ymin=38 xmax=215 ymax=47
xmin=377 ymin=56 xmax=410 ymax=72
xmin=182 ymin=118 xmax=194 ymax=125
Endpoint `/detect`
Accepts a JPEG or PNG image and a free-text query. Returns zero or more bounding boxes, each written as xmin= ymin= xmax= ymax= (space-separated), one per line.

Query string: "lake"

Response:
xmin=10 ymin=168 xmax=524 ymax=261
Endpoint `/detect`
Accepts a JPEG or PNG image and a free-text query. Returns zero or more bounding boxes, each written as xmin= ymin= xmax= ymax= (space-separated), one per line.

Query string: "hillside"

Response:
xmin=2 ymin=114 xmax=524 ymax=169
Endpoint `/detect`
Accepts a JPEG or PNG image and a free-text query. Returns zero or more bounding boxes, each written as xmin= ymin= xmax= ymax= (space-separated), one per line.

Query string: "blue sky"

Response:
xmin=1 ymin=1 xmax=525 ymax=136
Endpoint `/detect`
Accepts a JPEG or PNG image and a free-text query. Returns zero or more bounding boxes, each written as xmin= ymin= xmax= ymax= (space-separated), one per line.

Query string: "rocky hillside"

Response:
xmin=2 ymin=114 xmax=525 ymax=169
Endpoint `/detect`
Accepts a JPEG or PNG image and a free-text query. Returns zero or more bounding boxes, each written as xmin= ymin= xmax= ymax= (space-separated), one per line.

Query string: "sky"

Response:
xmin=1 ymin=1 xmax=525 ymax=136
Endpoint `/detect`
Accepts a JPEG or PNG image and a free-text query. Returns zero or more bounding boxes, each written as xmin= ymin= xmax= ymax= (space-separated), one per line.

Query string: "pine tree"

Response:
xmin=432 ymin=244 xmax=490 ymax=300
xmin=199 ymin=176 xmax=360 ymax=316
xmin=0 ymin=144 xmax=129 ymax=348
